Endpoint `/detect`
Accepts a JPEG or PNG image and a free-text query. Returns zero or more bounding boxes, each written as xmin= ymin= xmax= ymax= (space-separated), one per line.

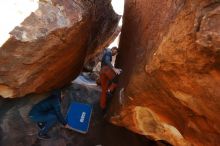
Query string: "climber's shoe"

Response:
xmin=37 ymin=122 xmax=45 ymax=130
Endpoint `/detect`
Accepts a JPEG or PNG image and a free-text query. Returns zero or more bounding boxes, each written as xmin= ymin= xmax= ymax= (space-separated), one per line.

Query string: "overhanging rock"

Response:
xmin=0 ymin=0 xmax=120 ymax=98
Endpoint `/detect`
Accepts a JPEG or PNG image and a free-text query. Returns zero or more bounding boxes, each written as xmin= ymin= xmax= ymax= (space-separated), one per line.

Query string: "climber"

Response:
xmin=99 ymin=46 xmax=122 ymax=114
xmin=29 ymin=89 xmax=69 ymax=140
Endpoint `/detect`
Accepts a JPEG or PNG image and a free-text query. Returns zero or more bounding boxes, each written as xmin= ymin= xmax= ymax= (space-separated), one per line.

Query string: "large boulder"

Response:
xmin=0 ymin=0 xmax=120 ymax=98
xmin=110 ymin=0 xmax=220 ymax=146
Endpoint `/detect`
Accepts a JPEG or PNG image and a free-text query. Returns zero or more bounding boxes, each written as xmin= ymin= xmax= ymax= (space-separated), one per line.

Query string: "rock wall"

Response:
xmin=0 ymin=0 xmax=119 ymax=98
xmin=83 ymin=26 xmax=121 ymax=72
xmin=110 ymin=0 xmax=220 ymax=146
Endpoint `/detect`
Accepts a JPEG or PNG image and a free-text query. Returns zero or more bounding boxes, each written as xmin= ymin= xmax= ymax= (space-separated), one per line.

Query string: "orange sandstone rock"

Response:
xmin=111 ymin=0 xmax=220 ymax=146
xmin=0 ymin=0 xmax=119 ymax=97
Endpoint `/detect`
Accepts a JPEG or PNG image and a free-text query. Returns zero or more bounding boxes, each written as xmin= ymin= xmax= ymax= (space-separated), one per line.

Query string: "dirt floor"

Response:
xmin=0 ymin=75 xmax=171 ymax=146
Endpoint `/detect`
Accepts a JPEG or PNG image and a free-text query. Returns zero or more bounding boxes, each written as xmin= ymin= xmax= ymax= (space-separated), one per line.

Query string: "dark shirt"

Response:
xmin=101 ymin=49 xmax=113 ymax=68
xmin=30 ymin=90 xmax=67 ymax=125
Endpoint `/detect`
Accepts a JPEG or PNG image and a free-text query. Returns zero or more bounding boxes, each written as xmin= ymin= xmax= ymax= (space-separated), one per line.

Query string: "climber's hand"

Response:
xmin=64 ymin=124 xmax=71 ymax=129
xmin=114 ymin=68 xmax=122 ymax=75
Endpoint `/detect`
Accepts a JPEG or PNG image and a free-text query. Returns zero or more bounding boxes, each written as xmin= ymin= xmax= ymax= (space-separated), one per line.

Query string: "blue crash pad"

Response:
xmin=66 ymin=102 xmax=93 ymax=134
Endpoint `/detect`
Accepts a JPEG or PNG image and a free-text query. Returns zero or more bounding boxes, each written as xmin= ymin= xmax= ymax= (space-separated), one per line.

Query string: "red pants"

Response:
xmin=99 ymin=66 xmax=117 ymax=109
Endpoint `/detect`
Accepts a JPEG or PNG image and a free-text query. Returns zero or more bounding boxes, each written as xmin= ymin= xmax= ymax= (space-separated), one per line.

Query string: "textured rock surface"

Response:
xmin=0 ymin=0 xmax=120 ymax=98
xmin=110 ymin=0 xmax=220 ymax=146
xmin=83 ymin=26 xmax=121 ymax=72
